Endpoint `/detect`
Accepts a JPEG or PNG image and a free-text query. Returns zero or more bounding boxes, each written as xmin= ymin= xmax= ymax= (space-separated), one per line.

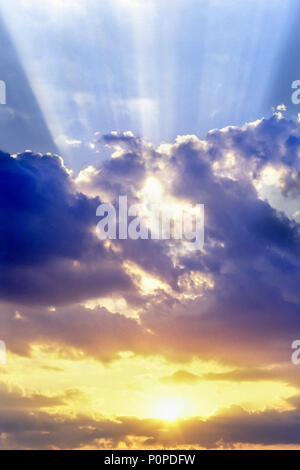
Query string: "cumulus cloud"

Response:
xmin=0 ymin=150 xmax=134 ymax=305
xmin=2 ymin=115 xmax=300 ymax=448
xmin=2 ymin=115 xmax=300 ymax=371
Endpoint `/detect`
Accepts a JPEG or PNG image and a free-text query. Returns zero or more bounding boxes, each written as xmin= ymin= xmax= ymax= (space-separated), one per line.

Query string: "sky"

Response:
xmin=1 ymin=0 xmax=300 ymax=450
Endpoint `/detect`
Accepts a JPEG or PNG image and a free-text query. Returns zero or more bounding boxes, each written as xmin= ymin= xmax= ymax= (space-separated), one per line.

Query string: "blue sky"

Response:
xmin=1 ymin=0 xmax=300 ymax=170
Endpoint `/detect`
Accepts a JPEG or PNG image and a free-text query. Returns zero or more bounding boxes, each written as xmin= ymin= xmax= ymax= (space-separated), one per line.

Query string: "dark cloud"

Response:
xmin=134 ymin=116 xmax=300 ymax=366
xmin=0 ymin=150 xmax=98 ymax=266
xmin=3 ymin=115 xmax=300 ymax=370
xmin=0 ymin=150 xmax=134 ymax=305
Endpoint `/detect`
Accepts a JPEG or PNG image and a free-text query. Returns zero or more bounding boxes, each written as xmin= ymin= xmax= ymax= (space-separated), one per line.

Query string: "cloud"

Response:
xmin=160 ymin=364 xmax=300 ymax=388
xmin=159 ymin=370 xmax=200 ymax=385
xmin=3 ymin=115 xmax=300 ymax=371
xmin=202 ymin=366 xmax=300 ymax=388
xmin=0 ymin=383 xmax=80 ymax=410
xmin=0 ymin=150 xmax=134 ymax=305
xmin=1 ymin=380 xmax=300 ymax=449
xmin=0 ymin=302 xmax=152 ymax=361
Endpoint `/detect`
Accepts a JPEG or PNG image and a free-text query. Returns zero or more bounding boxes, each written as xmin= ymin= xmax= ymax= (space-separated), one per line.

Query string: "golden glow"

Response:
xmin=154 ymin=397 xmax=184 ymax=421
xmin=3 ymin=349 xmax=297 ymax=425
xmin=123 ymin=260 xmax=170 ymax=295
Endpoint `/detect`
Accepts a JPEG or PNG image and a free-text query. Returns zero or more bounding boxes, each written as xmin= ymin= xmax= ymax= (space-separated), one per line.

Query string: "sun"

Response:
xmin=155 ymin=397 xmax=184 ymax=421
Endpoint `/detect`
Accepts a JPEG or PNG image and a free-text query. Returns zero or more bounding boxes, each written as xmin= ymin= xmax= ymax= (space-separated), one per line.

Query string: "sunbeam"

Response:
xmin=1 ymin=0 xmax=295 ymax=168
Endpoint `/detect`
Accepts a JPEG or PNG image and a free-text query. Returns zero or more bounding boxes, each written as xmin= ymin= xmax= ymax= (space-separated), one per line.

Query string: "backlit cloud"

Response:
xmin=2 ymin=114 xmax=300 ymax=447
